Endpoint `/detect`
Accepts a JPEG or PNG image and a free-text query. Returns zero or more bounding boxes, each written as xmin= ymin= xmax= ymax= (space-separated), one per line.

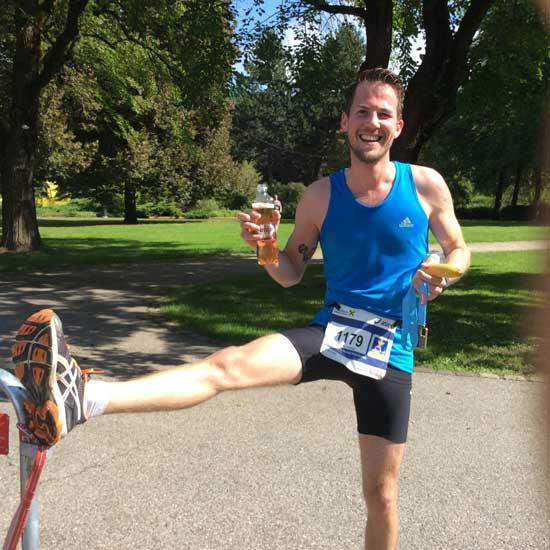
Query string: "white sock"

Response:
xmin=84 ymin=380 xmax=111 ymax=419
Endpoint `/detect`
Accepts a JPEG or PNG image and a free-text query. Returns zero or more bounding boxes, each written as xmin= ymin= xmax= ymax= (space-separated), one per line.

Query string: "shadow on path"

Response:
xmin=0 ymin=256 xmax=258 ymax=380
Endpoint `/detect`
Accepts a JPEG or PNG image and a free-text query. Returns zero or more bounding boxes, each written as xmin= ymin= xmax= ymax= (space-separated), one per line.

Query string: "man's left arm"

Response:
xmin=414 ymin=166 xmax=471 ymax=301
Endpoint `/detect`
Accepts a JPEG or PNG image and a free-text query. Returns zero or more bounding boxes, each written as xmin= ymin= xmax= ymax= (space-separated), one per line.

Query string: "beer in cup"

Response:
xmin=252 ymin=185 xmax=279 ymax=266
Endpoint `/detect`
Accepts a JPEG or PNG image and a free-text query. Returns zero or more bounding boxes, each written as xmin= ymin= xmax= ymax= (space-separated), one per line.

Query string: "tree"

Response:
xmin=0 ymin=0 xmax=237 ymax=250
xmin=291 ymin=21 xmax=366 ymax=180
xmin=232 ymin=22 xmax=364 ymax=184
xmin=35 ymin=70 xmax=98 ymax=190
xmin=421 ymin=0 xmax=549 ymax=218
xmin=1 ymin=0 xmax=90 ymax=251
xmin=231 ymin=28 xmax=297 ymax=183
xmin=246 ymin=0 xmax=496 ymax=163
xmin=65 ymin=27 xmax=195 ymax=223
xmin=79 ymin=0 xmax=237 ymax=222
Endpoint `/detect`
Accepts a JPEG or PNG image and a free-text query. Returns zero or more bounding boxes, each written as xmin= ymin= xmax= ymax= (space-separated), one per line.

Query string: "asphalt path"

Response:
xmin=0 ymin=247 xmax=548 ymax=549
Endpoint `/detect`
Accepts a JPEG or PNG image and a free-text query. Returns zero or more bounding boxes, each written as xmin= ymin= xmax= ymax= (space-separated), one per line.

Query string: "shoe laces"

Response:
xmin=81 ymin=368 xmax=105 ymax=383
xmin=72 ymin=358 xmax=106 ymax=383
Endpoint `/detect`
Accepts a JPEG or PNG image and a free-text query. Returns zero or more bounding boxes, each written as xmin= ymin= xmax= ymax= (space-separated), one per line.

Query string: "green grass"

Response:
xmin=0 ymin=218 xmax=547 ymax=273
xmin=0 ymin=219 xmax=271 ymax=273
xmin=452 ymin=220 xmax=548 ymax=243
xmin=415 ymin=251 xmax=544 ymax=374
xmin=161 ymin=250 xmax=546 ymax=375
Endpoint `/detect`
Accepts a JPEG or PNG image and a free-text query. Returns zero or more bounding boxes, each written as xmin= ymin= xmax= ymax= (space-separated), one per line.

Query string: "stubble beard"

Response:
xmin=349 ymin=138 xmax=392 ymax=165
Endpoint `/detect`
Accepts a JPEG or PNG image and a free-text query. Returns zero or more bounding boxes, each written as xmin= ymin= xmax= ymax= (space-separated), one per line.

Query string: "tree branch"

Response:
xmin=37 ymin=0 xmax=58 ymax=19
xmin=101 ymin=7 xmax=186 ymax=86
xmin=421 ymin=0 xmax=452 ymax=68
xmin=300 ymin=1 xmax=393 ymax=70
xmin=434 ymin=0 xmax=495 ymax=121
xmin=302 ymin=0 xmax=367 ymax=19
xmin=395 ymin=0 xmax=497 ymax=161
xmin=35 ymin=0 xmax=90 ymax=91
xmin=80 ymin=31 xmax=123 ymax=51
xmin=452 ymin=0 xmax=494 ymax=63
xmin=360 ymin=0 xmax=392 ymax=70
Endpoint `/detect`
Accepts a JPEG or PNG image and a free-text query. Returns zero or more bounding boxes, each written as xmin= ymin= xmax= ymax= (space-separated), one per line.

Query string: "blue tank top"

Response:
xmin=312 ymin=162 xmax=429 ymax=373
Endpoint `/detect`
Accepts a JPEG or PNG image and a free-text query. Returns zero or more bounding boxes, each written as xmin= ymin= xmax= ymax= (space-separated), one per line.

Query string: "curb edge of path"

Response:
xmin=414 ymin=366 xmax=543 ymax=383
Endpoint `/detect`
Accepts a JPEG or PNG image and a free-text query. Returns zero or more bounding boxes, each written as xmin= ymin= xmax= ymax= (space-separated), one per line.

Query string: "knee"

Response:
xmin=363 ymin=480 xmax=397 ymax=518
xmin=208 ymin=345 xmax=249 ymax=391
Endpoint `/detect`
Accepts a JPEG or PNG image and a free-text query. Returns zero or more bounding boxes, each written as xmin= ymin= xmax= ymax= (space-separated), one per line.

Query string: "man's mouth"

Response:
xmin=358 ymin=134 xmax=382 ymax=143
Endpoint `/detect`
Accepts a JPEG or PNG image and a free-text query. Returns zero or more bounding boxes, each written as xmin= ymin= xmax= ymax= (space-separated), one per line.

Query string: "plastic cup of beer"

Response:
xmin=252 ymin=201 xmax=279 ymax=266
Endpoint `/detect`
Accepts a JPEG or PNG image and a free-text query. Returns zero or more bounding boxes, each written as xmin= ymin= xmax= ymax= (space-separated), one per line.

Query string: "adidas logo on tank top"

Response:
xmin=399 ymin=217 xmax=414 ymax=228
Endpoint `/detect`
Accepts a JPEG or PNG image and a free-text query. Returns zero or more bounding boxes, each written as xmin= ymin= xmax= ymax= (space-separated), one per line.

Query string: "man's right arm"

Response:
xmin=238 ymin=179 xmax=329 ymax=288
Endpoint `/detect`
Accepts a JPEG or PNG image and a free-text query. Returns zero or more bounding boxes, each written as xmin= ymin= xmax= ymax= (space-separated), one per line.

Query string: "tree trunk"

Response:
xmin=306 ymin=1 xmax=392 ymax=71
xmin=1 ymin=0 xmax=89 ymax=251
xmin=492 ymin=169 xmax=507 ymax=220
xmin=511 ymin=166 xmax=523 ymax=207
xmin=532 ymin=166 xmax=542 ymax=211
xmin=306 ymin=0 xmax=494 ymax=164
xmin=359 ymin=0 xmax=393 ymax=70
xmin=392 ymin=0 xmax=495 ymax=163
xmin=1 ymin=4 xmax=42 ymax=251
xmin=1 ymin=125 xmax=42 ymax=251
xmin=124 ymin=181 xmax=138 ymax=224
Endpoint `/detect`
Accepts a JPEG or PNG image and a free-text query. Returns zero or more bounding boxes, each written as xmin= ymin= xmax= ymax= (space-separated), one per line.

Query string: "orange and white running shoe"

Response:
xmin=11 ymin=309 xmax=93 ymax=446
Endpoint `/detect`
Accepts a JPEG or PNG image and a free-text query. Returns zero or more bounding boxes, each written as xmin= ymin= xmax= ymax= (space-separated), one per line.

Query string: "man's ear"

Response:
xmin=340 ymin=111 xmax=349 ymax=132
xmin=395 ymin=118 xmax=404 ymax=138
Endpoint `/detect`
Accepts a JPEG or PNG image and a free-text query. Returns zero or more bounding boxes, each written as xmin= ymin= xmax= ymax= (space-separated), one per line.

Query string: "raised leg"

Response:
xmin=102 ymin=333 xmax=303 ymax=414
xmin=12 ymin=309 xmax=304 ymax=445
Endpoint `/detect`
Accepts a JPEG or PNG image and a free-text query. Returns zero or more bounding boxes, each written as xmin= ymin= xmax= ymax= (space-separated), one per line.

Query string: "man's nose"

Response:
xmin=364 ymin=113 xmax=380 ymax=128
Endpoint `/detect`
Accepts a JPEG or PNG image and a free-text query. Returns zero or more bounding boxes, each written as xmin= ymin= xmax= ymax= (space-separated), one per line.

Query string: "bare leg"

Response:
xmin=359 ymin=434 xmax=405 ymax=550
xmin=103 ymin=333 xmax=303 ymax=414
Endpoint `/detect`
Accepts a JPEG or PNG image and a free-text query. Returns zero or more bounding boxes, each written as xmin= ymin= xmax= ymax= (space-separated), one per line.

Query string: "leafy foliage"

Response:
xmin=421 ymin=0 xmax=549 ymax=213
xmin=269 ymin=181 xmax=307 ymax=219
xmin=194 ymin=108 xmax=260 ymax=210
xmin=2 ymin=0 xmax=544 ymax=242
xmin=231 ymin=21 xmax=364 ymax=185
xmin=27 ymin=0 xmax=240 ymax=219
xmin=36 ymin=74 xmax=98 ymax=188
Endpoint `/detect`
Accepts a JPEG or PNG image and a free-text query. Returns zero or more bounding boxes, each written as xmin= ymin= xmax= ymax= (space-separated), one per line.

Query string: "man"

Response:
xmin=12 ymin=68 xmax=470 ymax=550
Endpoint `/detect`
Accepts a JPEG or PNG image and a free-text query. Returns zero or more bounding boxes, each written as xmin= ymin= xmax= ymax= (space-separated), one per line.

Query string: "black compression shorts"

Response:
xmin=281 ymin=325 xmax=412 ymax=444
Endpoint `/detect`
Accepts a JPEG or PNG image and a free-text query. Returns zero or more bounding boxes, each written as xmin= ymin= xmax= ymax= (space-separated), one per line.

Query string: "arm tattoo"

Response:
xmin=298 ymin=243 xmax=315 ymax=263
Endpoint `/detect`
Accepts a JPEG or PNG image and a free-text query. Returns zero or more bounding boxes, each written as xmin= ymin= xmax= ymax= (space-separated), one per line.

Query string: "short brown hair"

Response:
xmin=344 ymin=68 xmax=405 ymax=118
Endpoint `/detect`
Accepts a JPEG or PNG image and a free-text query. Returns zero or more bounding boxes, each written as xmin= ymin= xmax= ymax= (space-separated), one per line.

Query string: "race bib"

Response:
xmin=320 ymin=304 xmax=397 ymax=380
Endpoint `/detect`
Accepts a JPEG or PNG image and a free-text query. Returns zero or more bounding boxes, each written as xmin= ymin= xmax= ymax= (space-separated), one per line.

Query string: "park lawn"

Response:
xmin=161 ymin=250 xmax=546 ymax=376
xmin=448 ymin=220 xmax=548 ymax=243
xmin=0 ymin=219 xmax=259 ymax=273
xmin=0 ymin=218 xmax=547 ymax=273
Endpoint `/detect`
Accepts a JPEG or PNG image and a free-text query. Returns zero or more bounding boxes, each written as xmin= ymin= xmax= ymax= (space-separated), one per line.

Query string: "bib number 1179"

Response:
xmin=324 ymin=323 xmax=370 ymax=355
xmin=335 ymin=330 xmax=364 ymax=348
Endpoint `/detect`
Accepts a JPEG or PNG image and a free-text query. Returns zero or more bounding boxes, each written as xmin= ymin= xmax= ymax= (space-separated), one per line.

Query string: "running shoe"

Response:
xmin=11 ymin=309 xmax=91 ymax=446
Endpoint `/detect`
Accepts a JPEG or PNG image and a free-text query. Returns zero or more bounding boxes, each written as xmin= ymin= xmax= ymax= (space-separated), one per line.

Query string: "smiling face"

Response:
xmin=341 ymin=81 xmax=404 ymax=165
